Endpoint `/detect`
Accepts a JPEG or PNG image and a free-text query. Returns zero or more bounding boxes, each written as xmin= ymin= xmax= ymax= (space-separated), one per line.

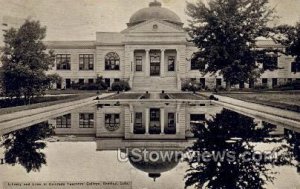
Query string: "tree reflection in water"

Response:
xmin=185 ymin=109 xmax=298 ymax=189
xmin=1 ymin=122 xmax=54 ymax=173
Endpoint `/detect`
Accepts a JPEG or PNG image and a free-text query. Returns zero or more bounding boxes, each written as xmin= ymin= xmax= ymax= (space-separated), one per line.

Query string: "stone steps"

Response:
xmin=132 ymin=76 xmax=178 ymax=91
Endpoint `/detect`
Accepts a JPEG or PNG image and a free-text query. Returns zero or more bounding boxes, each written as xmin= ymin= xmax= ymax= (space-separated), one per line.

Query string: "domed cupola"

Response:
xmin=128 ymin=0 xmax=183 ymax=27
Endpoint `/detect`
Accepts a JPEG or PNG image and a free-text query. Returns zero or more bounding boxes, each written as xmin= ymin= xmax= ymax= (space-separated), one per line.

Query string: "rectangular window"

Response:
xmin=150 ymin=108 xmax=160 ymax=121
xmin=200 ymin=78 xmax=206 ymax=88
xmin=79 ymin=113 xmax=94 ymax=128
xmin=105 ymin=114 xmax=120 ymax=128
xmin=291 ymin=62 xmax=300 ymax=73
xmin=272 ymin=78 xmax=278 ymax=87
xmin=79 ymin=54 xmax=94 ymax=70
xmin=168 ymin=56 xmax=175 ymax=71
xmin=135 ymin=112 xmax=143 ymax=127
xmin=168 ymin=113 xmax=175 ymax=127
xmin=114 ymin=78 xmax=120 ymax=82
xmin=56 ymin=114 xmax=71 ymax=128
xmin=105 ymin=78 xmax=110 ymax=88
xmin=56 ymin=54 xmax=71 ymax=70
xmin=216 ymin=78 xmax=222 ymax=86
xmin=135 ymin=56 xmax=143 ymax=71
xmin=261 ymin=78 xmax=268 ymax=86
xmin=79 ymin=79 xmax=84 ymax=84
xmin=88 ymin=79 xmax=94 ymax=84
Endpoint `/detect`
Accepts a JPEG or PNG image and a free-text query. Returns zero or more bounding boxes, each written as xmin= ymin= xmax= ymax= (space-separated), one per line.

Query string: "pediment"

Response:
xmin=121 ymin=20 xmax=184 ymax=33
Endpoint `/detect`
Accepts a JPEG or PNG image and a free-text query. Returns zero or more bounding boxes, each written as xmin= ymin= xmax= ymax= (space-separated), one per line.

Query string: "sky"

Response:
xmin=0 ymin=0 xmax=300 ymax=41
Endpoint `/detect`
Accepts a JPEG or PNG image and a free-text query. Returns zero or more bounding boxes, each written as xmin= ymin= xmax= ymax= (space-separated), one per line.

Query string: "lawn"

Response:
xmin=0 ymin=93 xmax=95 ymax=115
xmin=168 ymin=93 xmax=208 ymax=100
xmin=104 ymin=93 xmax=146 ymax=100
xmin=221 ymin=91 xmax=300 ymax=112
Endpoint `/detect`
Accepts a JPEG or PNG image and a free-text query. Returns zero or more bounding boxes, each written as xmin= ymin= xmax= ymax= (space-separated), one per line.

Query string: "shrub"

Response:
xmin=182 ymin=80 xmax=202 ymax=91
xmin=111 ymin=80 xmax=131 ymax=91
xmin=275 ymin=80 xmax=300 ymax=90
xmin=71 ymin=81 xmax=107 ymax=91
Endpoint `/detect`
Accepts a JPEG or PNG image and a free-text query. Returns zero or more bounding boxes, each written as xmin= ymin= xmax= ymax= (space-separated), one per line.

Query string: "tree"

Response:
xmin=0 ymin=20 xmax=56 ymax=104
xmin=186 ymin=0 xmax=278 ymax=90
xmin=184 ymin=109 xmax=295 ymax=189
xmin=1 ymin=122 xmax=54 ymax=173
xmin=275 ymin=23 xmax=300 ymax=73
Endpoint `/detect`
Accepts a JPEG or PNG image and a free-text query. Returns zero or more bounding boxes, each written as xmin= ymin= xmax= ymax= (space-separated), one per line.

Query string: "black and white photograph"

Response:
xmin=0 ymin=0 xmax=300 ymax=188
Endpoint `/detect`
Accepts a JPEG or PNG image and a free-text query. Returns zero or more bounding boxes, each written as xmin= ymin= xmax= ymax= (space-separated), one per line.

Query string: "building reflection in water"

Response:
xmin=0 ymin=100 xmax=299 ymax=187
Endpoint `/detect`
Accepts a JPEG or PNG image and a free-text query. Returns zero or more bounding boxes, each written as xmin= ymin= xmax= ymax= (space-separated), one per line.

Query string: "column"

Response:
xmin=160 ymin=108 xmax=165 ymax=134
xmin=176 ymin=49 xmax=180 ymax=71
xmin=145 ymin=108 xmax=150 ymax=134
xmin=130 ymin=105 xmax=134 ymax=133
xmin=145 ymin=49 xmax=150 ymax=77
xmin=160 ymin=49 xmax=165 ymax=77
xmin=176 ymin=104 xmax=180 ymax=134
xmin=131 ymin=50 xmax=135 ymax=72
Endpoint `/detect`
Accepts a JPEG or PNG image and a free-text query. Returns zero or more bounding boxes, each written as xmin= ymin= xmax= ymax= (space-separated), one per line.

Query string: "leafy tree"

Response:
xmin=0 ymin=20 xmax=57 ymax=104
xmin=275 ymin=22 xmax=300 ymax=73
xmin=1 ymin=122 xmax=54 ymax=173
xmin=185 ymin=109 xmax=294 ymax=189
xmin=186 ymin=0 xmax=279 ymax=90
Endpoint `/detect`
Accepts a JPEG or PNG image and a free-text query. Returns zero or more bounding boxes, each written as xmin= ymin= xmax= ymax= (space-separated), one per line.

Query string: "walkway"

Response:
xmin=207 ymin=93 xmax=300 ymax=133
xmin=0 ymin=93 xmax=113 ymax=135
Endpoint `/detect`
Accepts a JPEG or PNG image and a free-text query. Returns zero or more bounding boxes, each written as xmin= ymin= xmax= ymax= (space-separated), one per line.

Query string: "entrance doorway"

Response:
xmin=150 ymin=53 xmax=160 ymax=76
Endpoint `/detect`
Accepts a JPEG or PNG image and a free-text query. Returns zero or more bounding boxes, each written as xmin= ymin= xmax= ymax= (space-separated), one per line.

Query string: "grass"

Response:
xmin=45 ymin=89 xmax=101 ymax=95
xmin=168 ymin=93 xmax=208 ymax=100
xmin=221 ymin=91 xmax=300 ymax=113
xmin=104 ymin=93 xmax=144 ymax=100
xmin=0 ymin=93 xmax=95 ymax=115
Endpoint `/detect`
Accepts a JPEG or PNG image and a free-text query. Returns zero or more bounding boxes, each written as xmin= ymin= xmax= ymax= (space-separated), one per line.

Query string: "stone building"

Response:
xmin=46 ymin=0 xmax=300 ymax=91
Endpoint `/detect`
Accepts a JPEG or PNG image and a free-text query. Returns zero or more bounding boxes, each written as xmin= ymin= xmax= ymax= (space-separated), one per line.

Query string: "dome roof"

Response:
xmin=128 ymin=150 xmax=181 ymax=181
xmin=128 ymin=0 xmax=182 ymax=27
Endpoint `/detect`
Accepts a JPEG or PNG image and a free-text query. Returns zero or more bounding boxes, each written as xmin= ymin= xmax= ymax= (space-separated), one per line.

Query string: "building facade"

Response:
xmin=46 ymin=1 xmax=300 ymax=91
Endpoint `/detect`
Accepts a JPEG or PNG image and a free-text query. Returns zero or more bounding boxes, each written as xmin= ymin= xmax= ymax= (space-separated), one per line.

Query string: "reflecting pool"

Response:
xmin=1 ymin=99 xmax=300 ymax=189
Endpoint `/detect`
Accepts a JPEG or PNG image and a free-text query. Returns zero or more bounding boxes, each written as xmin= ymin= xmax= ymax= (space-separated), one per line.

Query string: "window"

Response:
xmin=168 ymin=113 xmax=175 ymax=127
xmin=105 ymin=78 xmax=111 ymax=87
xmin=168 ymin=56 xmax=175 ymax=71
xmin=56 ymin=114 xmax=71 ymax=128
xmin=291 ymin=62 xmax=300 ymax=73
xmin=262 ymin=78 xmax=268 ymax=86
xmin=79 ymin=79 xmax=84 ymax=84
xmin=135 ymin=112 xmax=143 ymax=127
xmin=135 ymin=56 xmax=143 ymax=71
xmin=150 ymin=108 xmax=160 ymax=121
xmin=200 ymin=78 xmax=206 ymax=87
xmin=191 ymin=57 xmax=205 ymax=70
xmin=272 ymin=78 xmax=278 ymax=87
xmin=105 ymin=114 xmax=120 ymax=131
xmin=79 ymin=54 xmax=94 ymax=70
xmin=105 ymin=52 xmax=120 ymax=70
xmin=79 ymin=113 xmax=94 ymax=128
xmin=216 ymin=78 xmax=222 ymax=86
xmin=88 ymin=79 xmax=94 ymax=84
xmin=114 ymin=78 xmax=120 ymax=82
xmin=56 ymin=54 xmax=71 ymax=70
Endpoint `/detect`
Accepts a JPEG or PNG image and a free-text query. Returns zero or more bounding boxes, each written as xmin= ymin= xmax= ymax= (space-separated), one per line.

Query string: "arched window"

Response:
xmin=105 ymin=52 xmax=120 ymax=70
